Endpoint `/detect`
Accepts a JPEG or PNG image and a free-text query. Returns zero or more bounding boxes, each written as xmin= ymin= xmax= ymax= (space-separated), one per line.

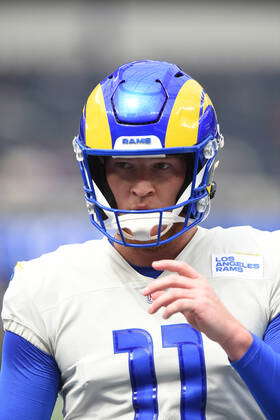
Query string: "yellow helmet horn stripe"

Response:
xmin=165 ymin=79 xmax=203 ymax=148
xmin=85 ymin=84 xmax=112 ymax=149
xmin=203 ymin=92 xmax=214 ymax=112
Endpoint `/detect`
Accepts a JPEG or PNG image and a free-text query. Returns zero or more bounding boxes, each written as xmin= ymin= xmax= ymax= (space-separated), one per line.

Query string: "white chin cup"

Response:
xmin=105 ymin=212 xmax=185 ymax=242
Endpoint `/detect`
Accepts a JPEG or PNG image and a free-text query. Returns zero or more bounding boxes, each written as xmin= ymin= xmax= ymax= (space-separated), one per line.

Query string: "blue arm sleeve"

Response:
xmin=0 ymin=331 xmax=61 ymax=420
xmin=231 ymin=314 xmax=280 ymax=420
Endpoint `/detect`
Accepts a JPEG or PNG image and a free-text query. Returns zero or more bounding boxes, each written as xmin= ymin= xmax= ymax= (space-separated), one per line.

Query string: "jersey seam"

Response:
xmin=3 ymin=319 xmax=51 ymax=352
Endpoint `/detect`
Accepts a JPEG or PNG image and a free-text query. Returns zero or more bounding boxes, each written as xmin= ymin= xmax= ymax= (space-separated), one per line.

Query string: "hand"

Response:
xmin=142 ymin=259 xmax=252 ymax=361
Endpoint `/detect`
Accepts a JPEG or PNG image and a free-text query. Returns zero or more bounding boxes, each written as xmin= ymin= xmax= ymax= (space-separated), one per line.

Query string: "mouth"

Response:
xmin=129 ymin=205 xmax=152 ymax=211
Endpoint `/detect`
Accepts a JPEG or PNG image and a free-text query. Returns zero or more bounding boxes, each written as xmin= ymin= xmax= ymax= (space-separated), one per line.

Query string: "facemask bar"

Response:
xmin=73 ymin=133 xmax=223 ymax=247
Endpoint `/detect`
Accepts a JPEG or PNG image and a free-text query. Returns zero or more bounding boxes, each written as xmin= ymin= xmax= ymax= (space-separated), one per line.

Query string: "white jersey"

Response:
xmin=2 ymin=226 xmax=280 ymax=419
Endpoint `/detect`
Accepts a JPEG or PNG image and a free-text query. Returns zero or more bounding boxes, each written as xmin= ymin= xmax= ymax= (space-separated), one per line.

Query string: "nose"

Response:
xmin=130 ymin=179 xmax=155 ymax=198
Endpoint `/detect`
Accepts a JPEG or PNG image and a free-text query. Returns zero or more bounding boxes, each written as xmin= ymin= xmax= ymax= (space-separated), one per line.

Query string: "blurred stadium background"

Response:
xmin=0 ymin=1 xmax=279 ymax=418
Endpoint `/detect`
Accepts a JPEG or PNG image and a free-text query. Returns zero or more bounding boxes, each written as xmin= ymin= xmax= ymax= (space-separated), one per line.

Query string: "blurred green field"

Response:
xmin=51 ymin=397 xmax=63 ymax=420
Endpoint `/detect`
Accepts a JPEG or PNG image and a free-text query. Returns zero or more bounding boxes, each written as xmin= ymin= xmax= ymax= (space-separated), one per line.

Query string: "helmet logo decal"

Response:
xmin=123 ymin=137 xmax=151 ymax=145
xmin=114 ymin=135 xmax=162 ymax=150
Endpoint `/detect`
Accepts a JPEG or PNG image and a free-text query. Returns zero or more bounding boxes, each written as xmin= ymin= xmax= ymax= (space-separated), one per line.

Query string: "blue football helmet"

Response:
xmin=73 ymin=60 xmax=224 ymax=247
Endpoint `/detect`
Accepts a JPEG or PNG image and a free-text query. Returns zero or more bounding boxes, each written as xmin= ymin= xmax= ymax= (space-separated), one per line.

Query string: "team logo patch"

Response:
xmin=212 ymin=253 xmax=263 ymax=278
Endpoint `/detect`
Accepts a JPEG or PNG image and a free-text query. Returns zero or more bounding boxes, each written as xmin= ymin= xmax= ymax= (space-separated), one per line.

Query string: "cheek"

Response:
xmin=106 ymin=173 xmax=117 ymax=193
xmin=107 ymin=172 xmax=122 ymax=190
xmin=106 ymin=174 xmax=129 ymax=205
xmin=164 ymin=176 xmax=185 ymax=203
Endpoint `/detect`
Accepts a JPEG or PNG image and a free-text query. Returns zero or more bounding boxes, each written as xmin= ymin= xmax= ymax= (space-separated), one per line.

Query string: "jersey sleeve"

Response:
xmin=1 ymin=260 xmax=51 ymax=354
xmin=0 ymin=331 xmax=60 ymax=420
xmin=230 ymin=230 xmax=280 ymax=419
xmin=266 ymin=230 xmax=280 ymax=320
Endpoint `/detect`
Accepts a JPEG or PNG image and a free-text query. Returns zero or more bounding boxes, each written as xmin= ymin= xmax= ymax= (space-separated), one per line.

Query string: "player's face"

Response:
xmin=105 ymin=157 xmax=186 ymax=211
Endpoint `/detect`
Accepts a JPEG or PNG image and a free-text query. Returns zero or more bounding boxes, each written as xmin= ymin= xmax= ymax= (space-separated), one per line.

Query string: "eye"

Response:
xmin=154 ymin=162 xmax=171 ymax=170
xmin=114 ymin=161 xmax=133 ymax=170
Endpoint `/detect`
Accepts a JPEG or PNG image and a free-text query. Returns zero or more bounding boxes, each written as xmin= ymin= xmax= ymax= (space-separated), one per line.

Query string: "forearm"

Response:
xmin=219 ymin=323 xmax=253 ymax=361
xmin=231 ymin=334 xmax=280 ymax=420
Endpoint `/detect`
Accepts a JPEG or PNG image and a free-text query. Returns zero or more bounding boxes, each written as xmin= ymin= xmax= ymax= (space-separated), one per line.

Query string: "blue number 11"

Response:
xmin=113 ymin=324 xmax=206 ymax=420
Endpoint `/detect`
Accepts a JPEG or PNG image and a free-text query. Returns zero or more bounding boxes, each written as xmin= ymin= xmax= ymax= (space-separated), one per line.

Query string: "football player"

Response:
xmin=0 ymin=60 xmax=280 ymax=419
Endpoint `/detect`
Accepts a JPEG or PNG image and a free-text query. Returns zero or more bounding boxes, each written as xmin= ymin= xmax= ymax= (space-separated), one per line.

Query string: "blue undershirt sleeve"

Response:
xmin=231 ymin=314 xmax=280 ymax=420
xmin=0 ymin=331 xmax=61 ymax=420
xmin=263 ymin=313 xmax=280 ymax=352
